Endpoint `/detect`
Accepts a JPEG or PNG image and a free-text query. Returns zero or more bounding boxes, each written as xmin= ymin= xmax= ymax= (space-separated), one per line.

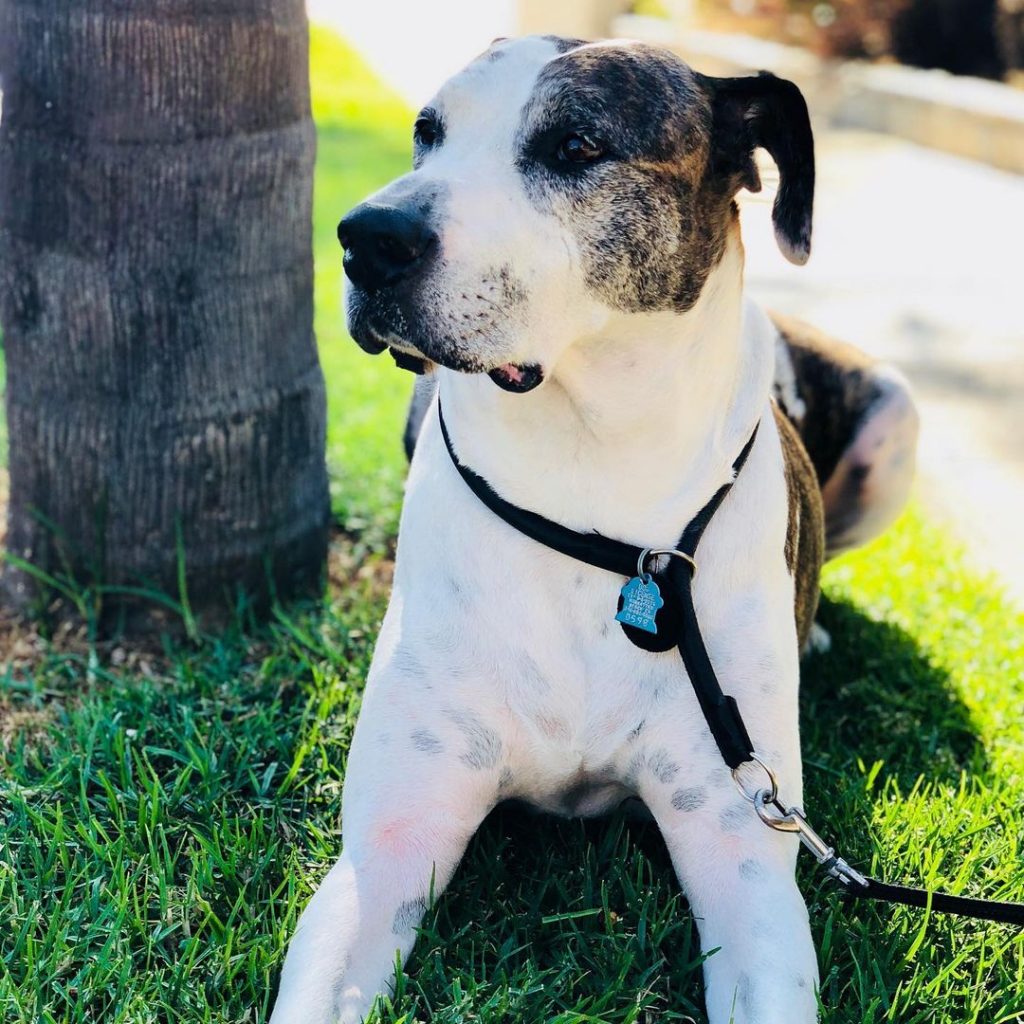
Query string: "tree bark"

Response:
xmin=0 ymin=0 xmax=329 ymax=620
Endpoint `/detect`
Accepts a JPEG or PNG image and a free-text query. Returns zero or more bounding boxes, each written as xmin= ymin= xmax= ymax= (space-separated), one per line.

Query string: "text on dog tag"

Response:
xmin=615 ymin=575 xmax=664 ymax=635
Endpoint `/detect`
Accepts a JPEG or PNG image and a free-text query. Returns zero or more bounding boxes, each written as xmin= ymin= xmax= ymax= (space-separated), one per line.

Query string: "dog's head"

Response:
xmin=339 ymin=36 xmax=814 ymax=392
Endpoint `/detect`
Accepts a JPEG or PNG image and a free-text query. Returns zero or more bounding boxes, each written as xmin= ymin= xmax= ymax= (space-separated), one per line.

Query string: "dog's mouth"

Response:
xmin=347 ymin=291 xmax=543 ymax=392
xmin=387 ymin=352 xmax=545 ymax=393
xmin=388 ymin=345 xmax=432 ymax=374
xmin=367 ymin=337 xmax=544 ymax=394
xmin=383 ymin=349 xmax=544 ymax=394
xmin=487 ymin=362 xmax=544 ymax=393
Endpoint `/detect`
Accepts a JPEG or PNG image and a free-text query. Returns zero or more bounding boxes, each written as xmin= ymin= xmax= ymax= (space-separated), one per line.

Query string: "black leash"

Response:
xmin=438 ymin=401 xmax=1024 ymax=927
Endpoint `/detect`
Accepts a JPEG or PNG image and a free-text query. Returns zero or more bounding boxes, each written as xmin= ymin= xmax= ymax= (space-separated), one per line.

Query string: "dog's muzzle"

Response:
xmin=338 ymin=201 xmax=545 ymax=393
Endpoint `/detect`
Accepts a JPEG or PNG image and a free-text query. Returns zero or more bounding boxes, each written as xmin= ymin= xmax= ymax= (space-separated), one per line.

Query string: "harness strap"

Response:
xmin=665 ymin=564 xmax=754 ymax=769
xmin=439 ymin=401 xmax=759 ymax=769
xmin=437 ymin=398 xmax=1024 ymax=927
xmin=438 ymin=407 xmax=639 ymax=579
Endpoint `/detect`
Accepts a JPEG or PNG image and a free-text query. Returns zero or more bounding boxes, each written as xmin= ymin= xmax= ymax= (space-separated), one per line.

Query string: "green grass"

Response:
xmin=1 ymin=25 xmax=1022 ymax=1024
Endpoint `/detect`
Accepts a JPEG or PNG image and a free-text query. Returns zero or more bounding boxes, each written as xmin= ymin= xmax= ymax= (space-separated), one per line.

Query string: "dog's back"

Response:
xmin=771 ymin=312 xmax=919 ymax=557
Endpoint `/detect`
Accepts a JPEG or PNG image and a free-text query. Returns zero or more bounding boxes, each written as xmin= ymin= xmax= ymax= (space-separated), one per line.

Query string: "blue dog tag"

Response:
xmin=615 ymin=574 xmax=664 ymax=635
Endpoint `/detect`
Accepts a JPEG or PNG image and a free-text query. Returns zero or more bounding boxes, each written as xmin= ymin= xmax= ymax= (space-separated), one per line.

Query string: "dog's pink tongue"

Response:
xmin=487 ymin=361 xmax=544 ymax=393
xmin=494 ymin=363 xmax=524 ymax=385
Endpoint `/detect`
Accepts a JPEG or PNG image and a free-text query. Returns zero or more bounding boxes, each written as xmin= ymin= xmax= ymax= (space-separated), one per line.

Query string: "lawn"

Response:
xmin=1 ymin=25 xmax=1022 ymax=1024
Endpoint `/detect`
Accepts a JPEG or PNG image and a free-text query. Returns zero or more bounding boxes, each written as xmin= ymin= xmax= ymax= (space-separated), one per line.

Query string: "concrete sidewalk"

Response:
xmin=315 ymin=3 xmax=1024 ymax=605
xmin=741 ymin=134 xmax=1024 ymax=604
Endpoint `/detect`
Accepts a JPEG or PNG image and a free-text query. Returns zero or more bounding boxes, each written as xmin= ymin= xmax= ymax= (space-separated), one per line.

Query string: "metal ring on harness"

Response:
xmin=731 ymin=754 xmax=779 ymax=805
xmin=637 ymin=547 xmax=698 ymax=579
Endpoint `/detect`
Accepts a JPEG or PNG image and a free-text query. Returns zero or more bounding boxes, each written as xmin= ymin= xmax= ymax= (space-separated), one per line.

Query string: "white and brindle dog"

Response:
xmin=272 ymin=35 xmax=918 ymax=1024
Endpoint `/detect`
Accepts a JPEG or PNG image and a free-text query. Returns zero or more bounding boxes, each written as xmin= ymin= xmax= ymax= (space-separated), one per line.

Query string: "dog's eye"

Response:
xmin=414 ymin=116 xmax=440 ymax=148
xmin=556 ymin=132 xmax=604 ymax=164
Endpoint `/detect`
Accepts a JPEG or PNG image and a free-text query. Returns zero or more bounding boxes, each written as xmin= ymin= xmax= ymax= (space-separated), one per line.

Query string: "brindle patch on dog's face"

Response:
xmin=342 ymin=36 xmax=811 ymax=383
xmin=516 ymin=43 xmax=736 ymax=315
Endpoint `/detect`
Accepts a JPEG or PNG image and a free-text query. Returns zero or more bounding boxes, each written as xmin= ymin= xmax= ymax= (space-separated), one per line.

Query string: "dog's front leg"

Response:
xmin=270 ymin=680 xmax=498 ymax=1024
xmin=641 ymin=762 xmax=819 ymax=1023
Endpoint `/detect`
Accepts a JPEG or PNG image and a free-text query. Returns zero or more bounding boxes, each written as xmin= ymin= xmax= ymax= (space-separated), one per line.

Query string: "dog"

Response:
xmin=271 ymin=35 xmax=918 ymax=1024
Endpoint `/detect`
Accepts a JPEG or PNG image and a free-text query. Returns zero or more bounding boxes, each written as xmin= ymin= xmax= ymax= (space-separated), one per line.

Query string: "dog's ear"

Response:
xmin=706 ymin=72 xmax=815 ymax=265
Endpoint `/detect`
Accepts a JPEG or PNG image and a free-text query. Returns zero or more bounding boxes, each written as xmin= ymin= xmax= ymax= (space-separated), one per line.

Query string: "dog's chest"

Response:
xmin=386 ymin=404 xmax=796 ymax=818
xmin=481 ymin=598 xmax=686 ymax=817
xmin=394 ymin=480 xmax=711 ymax=807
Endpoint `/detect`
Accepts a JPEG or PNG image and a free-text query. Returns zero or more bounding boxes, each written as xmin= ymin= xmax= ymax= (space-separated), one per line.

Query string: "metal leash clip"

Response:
xmin=753 ymin=790 xmax=869 ymax=888
xmin=732 ymin=754 xmax=868 ymax=889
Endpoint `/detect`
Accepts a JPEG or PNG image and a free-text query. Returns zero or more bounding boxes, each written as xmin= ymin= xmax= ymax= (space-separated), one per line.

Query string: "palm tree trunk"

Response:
xmin=0 ymin=0 xmax=329 ymax=619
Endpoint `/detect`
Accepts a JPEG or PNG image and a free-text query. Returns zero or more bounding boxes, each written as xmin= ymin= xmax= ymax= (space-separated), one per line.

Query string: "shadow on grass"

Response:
xmin=802 ymin=594 xmax=988 ymax=788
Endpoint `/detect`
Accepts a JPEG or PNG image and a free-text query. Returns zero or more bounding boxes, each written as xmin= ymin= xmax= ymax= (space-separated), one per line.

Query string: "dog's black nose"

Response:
xmin=337 ymin=204 xmax=437 ymax=290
